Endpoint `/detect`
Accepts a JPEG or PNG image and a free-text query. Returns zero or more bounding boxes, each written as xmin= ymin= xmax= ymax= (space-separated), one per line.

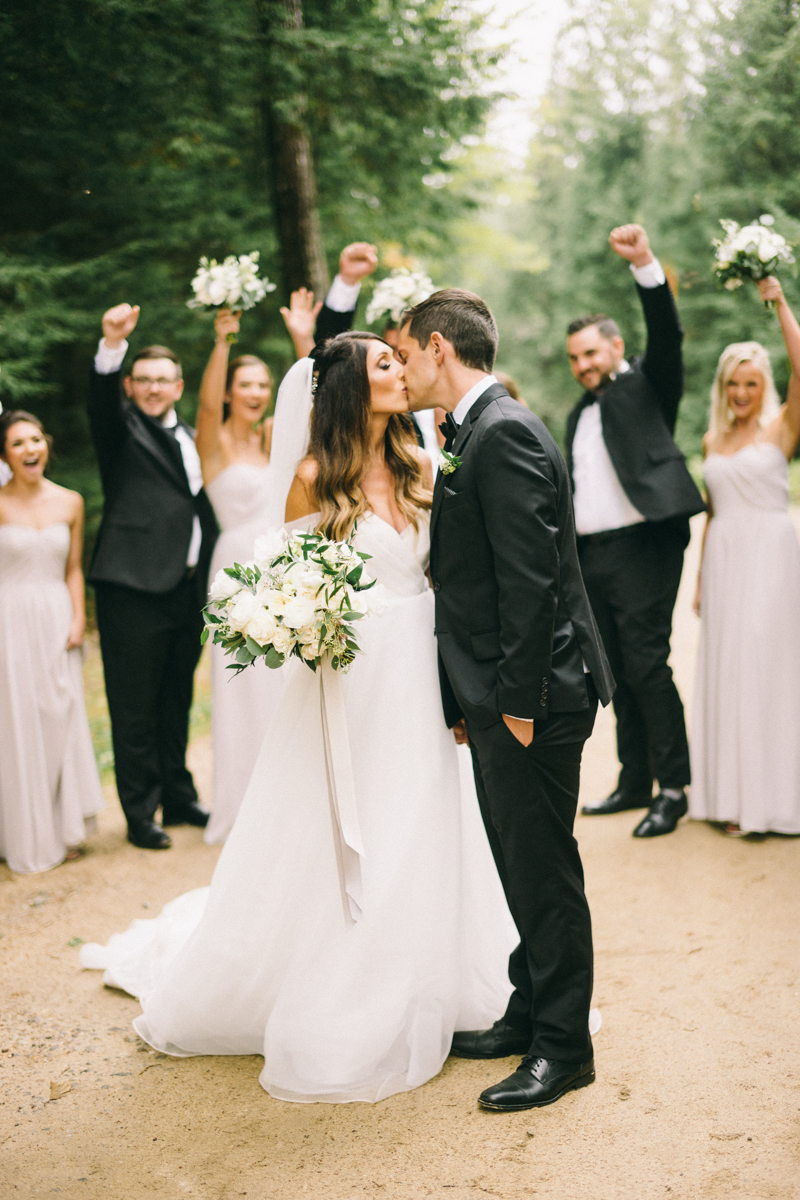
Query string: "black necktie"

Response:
xmin=439 ymin=412 xmax=458 ymax=452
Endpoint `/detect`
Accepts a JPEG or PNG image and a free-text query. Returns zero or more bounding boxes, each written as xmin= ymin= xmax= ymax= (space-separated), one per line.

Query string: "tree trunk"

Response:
xmin=256 ymin=0 xmax=329 ymax=299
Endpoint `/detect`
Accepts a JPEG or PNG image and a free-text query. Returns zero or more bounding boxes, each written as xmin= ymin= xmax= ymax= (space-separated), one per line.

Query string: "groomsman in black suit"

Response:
xmin=88 ymin=304 xmax=218 ymax=849
xmin=399 ymin=290 xmax=615 ymax=1111
xmin=565 ymin=224 xmax=705 ymax=838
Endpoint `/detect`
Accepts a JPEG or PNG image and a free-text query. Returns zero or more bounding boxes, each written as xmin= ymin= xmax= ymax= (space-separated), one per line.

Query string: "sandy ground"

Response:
xmin=1 ymin=514 xmax=799 ymax=1200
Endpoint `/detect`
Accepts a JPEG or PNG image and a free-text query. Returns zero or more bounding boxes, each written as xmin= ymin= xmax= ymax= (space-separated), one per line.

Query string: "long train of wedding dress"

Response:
xmin=81 ymin=512 xmax=520 ymax=1102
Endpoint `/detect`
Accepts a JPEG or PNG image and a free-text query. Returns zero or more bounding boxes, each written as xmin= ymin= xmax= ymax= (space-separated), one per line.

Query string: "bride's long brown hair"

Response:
xmin=308 ymin=332 xmax=432 ymax=541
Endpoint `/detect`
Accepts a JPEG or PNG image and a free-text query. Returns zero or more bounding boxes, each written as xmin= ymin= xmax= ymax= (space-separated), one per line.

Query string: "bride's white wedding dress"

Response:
xmin=81 ymin=510 xmax=518 ymax=1103
xmin=205 ymin=463 xmax=283 ymax=844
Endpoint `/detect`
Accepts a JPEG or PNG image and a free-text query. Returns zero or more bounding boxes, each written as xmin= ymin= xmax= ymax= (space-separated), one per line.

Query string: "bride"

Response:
xmin=80 ymin=331 xmax=518 ymax=1103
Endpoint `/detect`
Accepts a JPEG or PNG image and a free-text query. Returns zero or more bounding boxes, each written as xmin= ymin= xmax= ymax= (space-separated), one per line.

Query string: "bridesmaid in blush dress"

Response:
xmin=0 ymin=411 xmax=105 ymax=874
xmin=691 ymin=276 xmax=800 ymax=836
xmin=195 ymin=307 xmax=282 ymax=843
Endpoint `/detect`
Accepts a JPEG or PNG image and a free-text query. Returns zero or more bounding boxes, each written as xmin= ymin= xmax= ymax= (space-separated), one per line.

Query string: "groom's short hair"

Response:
xmin=402 ymin=289 xmax=498 ymax=372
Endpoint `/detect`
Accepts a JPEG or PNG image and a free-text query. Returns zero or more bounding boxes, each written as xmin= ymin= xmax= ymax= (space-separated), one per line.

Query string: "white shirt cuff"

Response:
xmin=630 ymin=258 xmax=666 ymax=289
xmin=94 ymin=338 xmax=128 ymax=375
xmin=324 ymin=275 xmax=361 ymax=313
xmin=504 ymin=715 xmax=534 ymax=723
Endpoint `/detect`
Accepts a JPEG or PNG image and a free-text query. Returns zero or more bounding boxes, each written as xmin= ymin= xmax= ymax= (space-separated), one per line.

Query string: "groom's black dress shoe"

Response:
xmin=581 ymin=789 xmax=651 ymax=816
xmin=127 ymin=820 xmax=172 ymax=850
xmin=450 ymin=1020 xmax=531 ymax=1059
xmin=632 ymin=791 xmax=688 ymax=838
xmin=161 ymin=801 xmax=210 ymax=828
xmin=478 ymin=1055 xmax=595 ymax=1111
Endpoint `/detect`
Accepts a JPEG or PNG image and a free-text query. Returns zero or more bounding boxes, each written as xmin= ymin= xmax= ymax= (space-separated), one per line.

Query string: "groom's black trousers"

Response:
xmin=94 ymin=577 xmax=204 ymax=827
xmin=466 ymin=689 xmax=598 ymax=1064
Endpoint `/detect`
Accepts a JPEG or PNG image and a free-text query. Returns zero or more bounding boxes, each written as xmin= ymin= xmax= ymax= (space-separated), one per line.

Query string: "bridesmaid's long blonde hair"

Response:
xmin=308 ymin=333 xmax=431 ymax=542
xmin=708 ymin=341 xmax=782 ymax=439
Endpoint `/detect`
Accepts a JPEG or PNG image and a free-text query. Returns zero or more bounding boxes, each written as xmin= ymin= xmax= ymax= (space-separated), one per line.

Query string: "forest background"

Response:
xmin=1 ymin=0 xmax=800 ymax=555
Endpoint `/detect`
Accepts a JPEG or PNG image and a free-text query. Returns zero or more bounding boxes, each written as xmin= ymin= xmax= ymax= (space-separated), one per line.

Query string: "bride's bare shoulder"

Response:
xmin=285 ymin=456 xmax=319 ymax=521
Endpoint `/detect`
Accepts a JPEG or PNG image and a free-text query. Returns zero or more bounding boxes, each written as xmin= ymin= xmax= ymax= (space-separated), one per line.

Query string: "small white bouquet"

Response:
xmin=365 ymin=267 xmax=436 ymax=326
xmin=713 ymin=216 xmax=795 ymax=305
xmin=187 ymin=251 xmax=276 ymax=313
xmin=203 ymin=527 xmax=376 ymax=675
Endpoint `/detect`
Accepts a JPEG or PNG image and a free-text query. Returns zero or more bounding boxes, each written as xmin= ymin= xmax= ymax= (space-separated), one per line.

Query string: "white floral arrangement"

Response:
xmin=713 ymin=216 xmax=795 ymax=299
xmin=365 ymin=267 xmax=436 ymax=326
xmin=203 ymin=527 xmax=377 ymax=675
xmin=187 ymin=251 xmax=276 ymax=312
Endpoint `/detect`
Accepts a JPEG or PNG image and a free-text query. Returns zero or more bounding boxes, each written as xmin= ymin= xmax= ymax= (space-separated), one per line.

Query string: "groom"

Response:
xmin=398 ymin=290 xmax=614 ymax=1112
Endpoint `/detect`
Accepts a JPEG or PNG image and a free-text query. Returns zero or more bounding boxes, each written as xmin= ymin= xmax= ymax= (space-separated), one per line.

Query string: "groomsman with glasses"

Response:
xmin=565 ymin=225 xmax=705 ymax=838
xmin=87 ymin=304 xmax=218 ymax=849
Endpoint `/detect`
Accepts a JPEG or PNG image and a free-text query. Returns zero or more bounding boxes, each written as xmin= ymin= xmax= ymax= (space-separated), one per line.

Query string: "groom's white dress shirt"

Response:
xmin=94 ymin=339 xmax=203 ymax=568
xmin=572 ymin=258 xmax=665 ymax=536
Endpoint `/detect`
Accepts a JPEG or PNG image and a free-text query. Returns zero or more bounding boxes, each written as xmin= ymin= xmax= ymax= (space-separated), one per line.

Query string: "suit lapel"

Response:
xmin=128 ymin=406 xmax=191 ymax=492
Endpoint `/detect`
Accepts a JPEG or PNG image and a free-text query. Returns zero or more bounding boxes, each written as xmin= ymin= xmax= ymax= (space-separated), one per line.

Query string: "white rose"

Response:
xmin=209 ymin=569 xmax=242 ymax=603
xmin=253 ymin=529 xmax=287 ymax=566
xmin=271 ymin=626 xmax=295 ymax=656
xmin=282 ymin=595 xmax=317 ymax=629
xmin=227 ymin=590 xmax=260 ymax=632
xmin=244 ymin=608 xmax=278 ymax=646
xmin=262 ymin=588 xmax=290 ymax=614
xmin=301 ymin=641 xmax=319 ymax=661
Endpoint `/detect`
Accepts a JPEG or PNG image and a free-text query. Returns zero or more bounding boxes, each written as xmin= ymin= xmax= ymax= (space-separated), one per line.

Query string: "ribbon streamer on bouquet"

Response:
xmin=319 ymin=660 xmax=364 ymax=925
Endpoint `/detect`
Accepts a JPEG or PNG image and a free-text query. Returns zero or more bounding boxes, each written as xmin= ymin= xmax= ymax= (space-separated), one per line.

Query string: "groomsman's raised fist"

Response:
xmin=339 ymin=242 xmax=378 ymax=286
xmin=608 ymin=224 xmax=654 ymax=269
xmin=102 ymin=303 xmax=141 ymax=349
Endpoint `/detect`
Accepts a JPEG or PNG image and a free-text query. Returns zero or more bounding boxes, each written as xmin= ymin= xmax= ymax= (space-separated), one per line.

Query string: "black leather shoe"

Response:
xmin=581 ymin=789 xmax=651 ymax=816
xmin=127 ymin=820 xmax=172 ymax=850
xmin=161 ymin=801 xmax=210 ymax=828
xmin=479 ymin=1055 xmax=595 ymax=1111
xmin=450 ymin=1020 xmax=531 ymax=1059
xmin=632 ymin=791 xmax=688 ymax=838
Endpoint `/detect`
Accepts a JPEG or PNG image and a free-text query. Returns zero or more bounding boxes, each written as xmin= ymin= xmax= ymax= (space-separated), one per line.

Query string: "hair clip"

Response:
xmin=310 ymin=375 xmax=319 ymax=395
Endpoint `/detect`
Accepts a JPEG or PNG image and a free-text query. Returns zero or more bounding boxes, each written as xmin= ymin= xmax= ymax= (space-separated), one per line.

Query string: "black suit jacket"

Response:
xmin=565 ymin=281 xmax=704 ymax=524
xmin=87 ymin=368 xmax=218 ymax=599
xmin=430 ymin=384 xmax=614 ymax=730
xmin=315 ymin=302 xmax=354 ymax=344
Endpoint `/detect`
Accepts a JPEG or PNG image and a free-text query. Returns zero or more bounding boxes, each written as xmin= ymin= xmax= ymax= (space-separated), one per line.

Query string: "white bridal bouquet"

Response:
xmin=203 ymin=527 xmax=376 ymax=675
xmin=365 ymin=267 xmax=436 ymax=326
xmin=187 ymin=251 xmax=276 ymax=313
xmin=713 ymin=215 xmax=795 ymax=302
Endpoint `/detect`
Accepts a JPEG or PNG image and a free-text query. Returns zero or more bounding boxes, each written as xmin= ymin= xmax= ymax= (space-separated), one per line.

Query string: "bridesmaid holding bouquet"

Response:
xmin=691 ymin=277 xmax=800 ymax=836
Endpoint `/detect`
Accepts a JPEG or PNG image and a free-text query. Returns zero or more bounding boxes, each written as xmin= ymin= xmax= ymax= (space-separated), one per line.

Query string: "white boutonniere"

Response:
xmin=439 ymin=450 xmax=462 ymax=476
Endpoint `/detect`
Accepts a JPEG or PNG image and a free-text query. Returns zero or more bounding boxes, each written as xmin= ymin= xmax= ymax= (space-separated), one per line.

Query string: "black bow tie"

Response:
xmin=439 ymin=412 xmax=459 ymax=451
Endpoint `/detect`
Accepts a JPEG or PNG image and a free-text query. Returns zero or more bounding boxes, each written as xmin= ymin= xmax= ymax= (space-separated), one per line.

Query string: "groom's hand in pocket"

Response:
xmin=452 ymin=719 xmax=470 ymax=747
xmin=503 ymin=714 xmax=534 ymax=747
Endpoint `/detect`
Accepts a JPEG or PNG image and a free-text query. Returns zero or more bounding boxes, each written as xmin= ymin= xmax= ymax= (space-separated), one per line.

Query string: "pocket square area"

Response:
xmin=444 ymin=486 xmax=457 ymax=496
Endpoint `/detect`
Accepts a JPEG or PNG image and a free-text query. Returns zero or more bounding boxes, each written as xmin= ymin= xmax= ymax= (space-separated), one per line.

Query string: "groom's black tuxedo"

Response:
xmin=87 ymin=367 xmax=218 ymax=829
xmin=430 ymin=382 xmax=613 ymax=1064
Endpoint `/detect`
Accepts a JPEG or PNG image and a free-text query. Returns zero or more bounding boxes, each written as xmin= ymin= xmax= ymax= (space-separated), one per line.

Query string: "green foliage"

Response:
xmin=0 ymin=0 xmax=497 ymax=483
xmin=460 ymin=0 xmax=800 ymax=455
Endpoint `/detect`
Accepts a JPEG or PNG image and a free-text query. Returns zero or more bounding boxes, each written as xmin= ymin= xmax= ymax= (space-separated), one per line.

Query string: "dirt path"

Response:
xmin=1 ymin=515 xmax=799 ymax=1200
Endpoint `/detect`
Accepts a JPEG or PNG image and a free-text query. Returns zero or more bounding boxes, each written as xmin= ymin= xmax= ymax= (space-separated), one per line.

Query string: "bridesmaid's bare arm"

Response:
xmin=196 ymin=308 xmax=241 ymax=480
xmin=758 ymin=278 xmax=800 ymax=457
xmin=65 ymin=492 xmax=86 ymax=648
